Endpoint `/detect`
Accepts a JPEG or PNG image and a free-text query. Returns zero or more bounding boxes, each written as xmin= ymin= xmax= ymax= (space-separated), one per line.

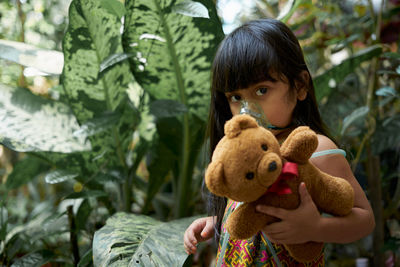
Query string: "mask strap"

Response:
xmin=267 ymin=123 xmax=293 ymax=130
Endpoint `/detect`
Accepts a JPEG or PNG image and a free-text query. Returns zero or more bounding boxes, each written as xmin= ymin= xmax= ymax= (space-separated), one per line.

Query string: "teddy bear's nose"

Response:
xmin=268 ymin=161 xmax=277 ymax=172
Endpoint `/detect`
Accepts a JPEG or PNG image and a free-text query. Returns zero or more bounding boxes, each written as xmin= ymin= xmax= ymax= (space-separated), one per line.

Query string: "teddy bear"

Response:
xmin=205 ymin=114 xmax=354 ymax=262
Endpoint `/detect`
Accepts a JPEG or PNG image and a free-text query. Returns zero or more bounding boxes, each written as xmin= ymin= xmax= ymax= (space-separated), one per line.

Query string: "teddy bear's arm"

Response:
xmin=226 ymin=203 xmax=277 ymax=240
xmin=305 ymin=166 xmax=354 ymax=216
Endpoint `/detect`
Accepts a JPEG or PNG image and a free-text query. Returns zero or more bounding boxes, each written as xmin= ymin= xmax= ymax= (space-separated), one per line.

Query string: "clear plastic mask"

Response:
xmin=239 ymin=100 xmax=288 ymax=130
xmin=239 ymin=100 xmax=270 ymax=129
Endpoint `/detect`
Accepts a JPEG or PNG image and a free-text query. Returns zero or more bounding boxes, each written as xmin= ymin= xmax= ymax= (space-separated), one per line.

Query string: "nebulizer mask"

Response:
xmin=239 ymin=100 xmax=287 ymax=130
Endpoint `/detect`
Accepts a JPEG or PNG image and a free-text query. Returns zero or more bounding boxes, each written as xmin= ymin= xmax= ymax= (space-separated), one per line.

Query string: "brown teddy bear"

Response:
xmin=205 ymin=114 xmax=354 ymax=262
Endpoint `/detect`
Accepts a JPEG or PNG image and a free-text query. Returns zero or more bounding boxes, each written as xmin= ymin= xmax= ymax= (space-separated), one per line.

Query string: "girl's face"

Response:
xmin=224 ymin=74 xmax=307 ymax=136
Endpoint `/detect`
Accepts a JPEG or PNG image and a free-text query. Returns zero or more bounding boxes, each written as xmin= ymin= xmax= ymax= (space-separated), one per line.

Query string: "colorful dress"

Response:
xmin=215 ymin=149 xmax=347 ymax=267
xmin=215 ymin=200 xmax=324 ymax=267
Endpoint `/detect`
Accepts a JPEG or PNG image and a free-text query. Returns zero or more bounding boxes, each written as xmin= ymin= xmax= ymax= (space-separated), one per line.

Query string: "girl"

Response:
xmin=183 ymin=19 xmax=375 ymax=266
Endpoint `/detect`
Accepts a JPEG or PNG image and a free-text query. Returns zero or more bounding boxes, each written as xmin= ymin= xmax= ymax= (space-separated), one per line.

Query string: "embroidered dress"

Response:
xmin=216 ymin=200 xmax=324 ymax=267
xmin=215 ymin=149 xmax=347 ymax=266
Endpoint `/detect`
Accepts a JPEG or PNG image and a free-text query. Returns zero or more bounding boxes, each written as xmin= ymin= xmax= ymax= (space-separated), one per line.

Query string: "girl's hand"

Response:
xmin=183 ymin=216 xmax=215 ymax=254
xmin=256 ymin=182 xmax=321 ymax=244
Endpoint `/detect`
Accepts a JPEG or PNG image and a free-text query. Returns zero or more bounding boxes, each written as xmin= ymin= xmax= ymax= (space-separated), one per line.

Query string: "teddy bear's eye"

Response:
xmin=261 ymin=144 xmax=268 ymax=151
xmin=245 ymin=172 xmax=254 ymax=180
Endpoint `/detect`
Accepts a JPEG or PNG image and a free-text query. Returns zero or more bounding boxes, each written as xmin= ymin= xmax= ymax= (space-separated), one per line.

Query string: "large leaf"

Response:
xmin=93 ymin=212 xmax=199 ymax=267
xmin=123 ymin=0 xmax=223 ymax=218
xmin=62 ymin=0 xmax=134 ymax=124
xmin=0 ymin=83 xmax=91 ymax=152
xmin=62 ymin=0 xmax=140 ymax=172
xmin=314 ymin=45 xmax=383 ymax=102
xmin=123 ymin=0 xmax=224 ymax=120
xmin=372 ymin=115 xmax=400 ymax=155
xmin=10 ymin=250 xmax=54 ymax=267
xmin=341 ymin=106 xmax=369 ymax=135
xmin=0 ymin=39 xmax=63 ymax=75
xmin=6 ymin=156 xmax=49 ymax=190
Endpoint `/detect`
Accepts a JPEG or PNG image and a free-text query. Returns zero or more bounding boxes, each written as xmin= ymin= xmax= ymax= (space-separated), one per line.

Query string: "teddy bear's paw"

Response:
xmin=281 ymin=126 xmax=318 ymax=164
xmin=285 ymin=242 xmax=324 ymax=263
xmin=226 ymin=220 xmax=257 ymax=240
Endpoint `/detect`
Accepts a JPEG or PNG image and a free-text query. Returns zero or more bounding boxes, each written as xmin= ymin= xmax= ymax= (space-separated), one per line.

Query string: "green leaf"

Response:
xmin=93 ymin=212 xmax=200 ymax=267
xmin=0 ymin=39 xmax=63 ymax=75
xmin=44 ymin=170 xmax=79 ymax=184
xmin=123 ymin=0 xmax=223 ymax=218
xmin=62 ymin=0 xmax=134 ymax=124
xmin=123 ymin=0 xmax=224 ymax=120
xmin=100 ymin=0 xmax=126 ymax=19
xmin=73 ymin=111 xmax=121 ymax=137
xmin=62 ymin=0 xmax=138 ymax=171
xmin=0 ymin=84 xmax=91 ymax=152
xmin=100 ymin=53 xmax=134 ymax=73
xmin=341 ymin=106 xmax=369 ymax=135
xmin=78 ymin=248 xmax=93 ymax=267
xmin=372 ymin=115 xmax=400 ymax=154
xmin=66 ymin=190 xmax=108 ymax=199
xmin=143 ymin=134 xmax=177 ymax=213
xmin=6 ymin=156 xmax=48 ymax=190
xmin=382 ymin=52 xmax=400 ymax=59
xmin=314 ymin=45 xmax=383 ymax=102
xmin=76 ymin=199 xmax=92 ymax=230
xmin=277 ymin=0 xmax=310 ymax=22
xmin=0 ymin=207 xmax=7 ymax=241
xmin=10 ymin=250 xmax=54 ymax=267
xmin=172 ymin=0 xmax=210 ymax=18
xmin=376 ymin=86 xmax=398 ymax=98
xmin=149 ymin=99 xmax=188 ymax=119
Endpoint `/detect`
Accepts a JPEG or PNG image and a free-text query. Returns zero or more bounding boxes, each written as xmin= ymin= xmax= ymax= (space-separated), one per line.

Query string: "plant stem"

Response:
xmin=363 ymin=1 xmax=385 ymax=265
xmin=67 ymin=205 xmax=80 ymax=266
xmin=153 ymin=0 xmax=191 ymax=218
xmin=365 ymin=147 xmax=384 ymax=266
xmin=16 ymin=0 xmax=26 ymax=88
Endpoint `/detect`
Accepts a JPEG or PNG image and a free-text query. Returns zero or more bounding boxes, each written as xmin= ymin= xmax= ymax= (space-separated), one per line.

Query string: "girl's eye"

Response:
xmin=256 ymin=87 xmax=268 ymax=96
xmin=230 ymin=95 xmax=241 ymax=102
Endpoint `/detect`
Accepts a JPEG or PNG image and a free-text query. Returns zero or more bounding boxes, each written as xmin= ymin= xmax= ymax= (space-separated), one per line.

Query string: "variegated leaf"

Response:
xmin=123 ymin=0 xmax=223 ymax=218
xmin=93 ymin=212 xmax=199 ymax=267
xmin=62 ymin=0 xmax=139 ymax=169
xmin=62 ymin=0 xmax=134 ymax=124
xmin=123 ymin=0 xmax=224 ymax=120
xmin=0 ymin=39 xmax=63 ymax=75
xmin=0 ymin=83 xmax=91 ymax=152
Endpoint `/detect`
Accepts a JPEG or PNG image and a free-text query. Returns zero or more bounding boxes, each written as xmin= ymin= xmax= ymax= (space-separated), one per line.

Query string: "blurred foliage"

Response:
xmin=0 ymin=0 xmax=400 ymax=266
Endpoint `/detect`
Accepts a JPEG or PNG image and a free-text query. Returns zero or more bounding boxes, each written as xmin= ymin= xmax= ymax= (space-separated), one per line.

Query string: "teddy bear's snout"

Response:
xmin=268 ymin=161 xmax=277 ymax=172
xmin=257 ymin=154 xmax=282 ymax=188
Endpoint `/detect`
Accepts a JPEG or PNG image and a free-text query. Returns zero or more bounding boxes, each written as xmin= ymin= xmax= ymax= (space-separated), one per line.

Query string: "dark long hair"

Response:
xmin=206 ymin=19 xmax=332 ymax=240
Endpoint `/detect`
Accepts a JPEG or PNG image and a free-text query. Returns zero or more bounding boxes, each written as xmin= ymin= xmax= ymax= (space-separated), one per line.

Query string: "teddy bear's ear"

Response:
xmin=205 ymin=161 xmax=228 ymax=197
xmin=224 ymin=114 xmax=259 ymax=138
xmin=281 ymin=126 xmax=318 ymax=164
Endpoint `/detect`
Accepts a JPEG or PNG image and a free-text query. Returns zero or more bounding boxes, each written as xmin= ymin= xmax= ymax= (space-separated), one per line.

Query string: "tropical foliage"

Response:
xmin=0 ymin=0 xmax=399 ymax=266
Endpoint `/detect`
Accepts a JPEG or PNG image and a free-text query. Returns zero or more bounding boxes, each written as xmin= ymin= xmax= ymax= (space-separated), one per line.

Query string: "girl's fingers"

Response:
xmin=299 ymin=182 xmax=312 ymax=205
xmin=200 ymin=218 xmax=215 ymax=239
xmin=183 ymin=228 xmax=198 ymax=254
xmin=263 ymin=222 xmax=286 ymax=235
xmin=256 ymin=205 xmax=287 ymax=219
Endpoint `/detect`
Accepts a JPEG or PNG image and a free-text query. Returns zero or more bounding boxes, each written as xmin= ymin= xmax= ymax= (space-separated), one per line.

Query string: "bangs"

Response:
xmin=213 ymin=28 xmax=284 ymax=93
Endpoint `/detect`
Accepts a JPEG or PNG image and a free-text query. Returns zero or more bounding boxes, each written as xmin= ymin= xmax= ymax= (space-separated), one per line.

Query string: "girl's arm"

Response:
xmin=257 ymin=135 xmax=375 ymax=244
xmin=308 ymin=134 xmax=375 ymax=243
